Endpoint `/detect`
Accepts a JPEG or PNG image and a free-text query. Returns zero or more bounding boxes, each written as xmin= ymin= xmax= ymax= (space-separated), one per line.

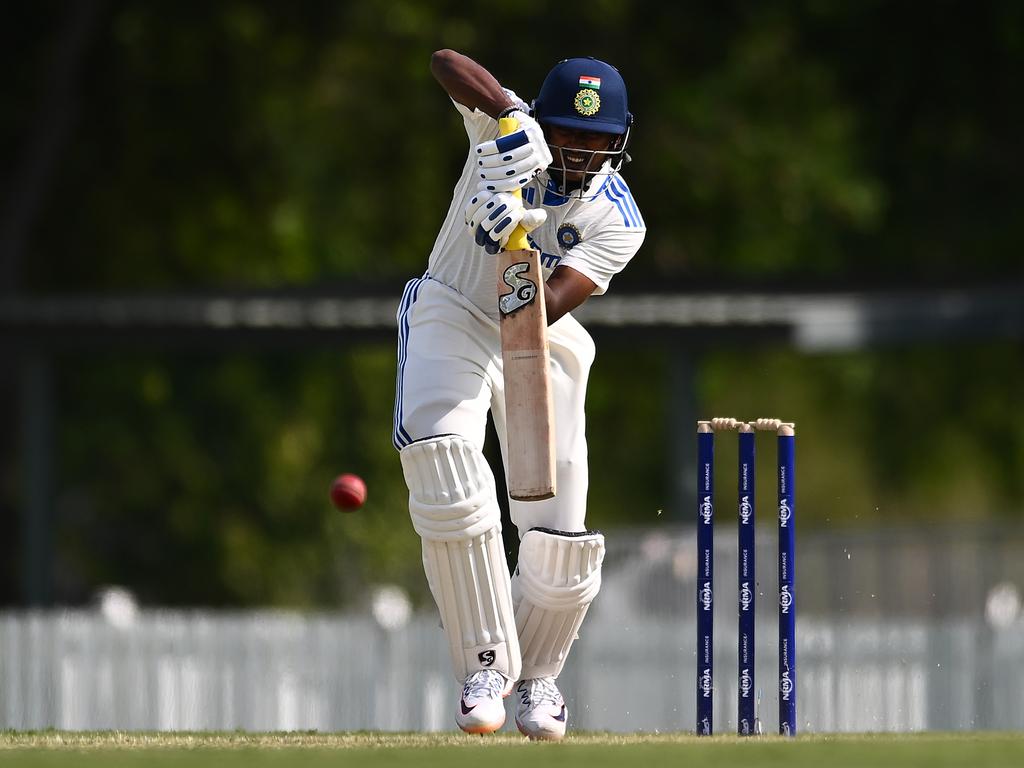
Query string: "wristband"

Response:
xmin=497 ymin=105 xmax=519 ymax=120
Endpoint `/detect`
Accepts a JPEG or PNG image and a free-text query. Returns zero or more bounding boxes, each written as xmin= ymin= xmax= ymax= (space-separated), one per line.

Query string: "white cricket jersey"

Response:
xmin=426 ymin=90 xmax=646 ymax=321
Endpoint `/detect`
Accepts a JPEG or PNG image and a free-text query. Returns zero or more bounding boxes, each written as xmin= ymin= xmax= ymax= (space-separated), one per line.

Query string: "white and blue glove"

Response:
xmin=474 ymin=110 xmax=552 ymax=193
xmin=464 ymin=190 xmax=547 ymax=254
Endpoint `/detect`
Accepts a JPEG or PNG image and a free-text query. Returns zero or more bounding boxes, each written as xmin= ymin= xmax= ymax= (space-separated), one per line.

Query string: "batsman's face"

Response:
xmin=544 ymin=125 xmax=619 ymax=186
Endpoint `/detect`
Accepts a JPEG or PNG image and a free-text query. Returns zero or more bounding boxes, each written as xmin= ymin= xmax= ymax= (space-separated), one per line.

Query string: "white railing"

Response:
xmin=3 ymin=525 xmax=1023 ymax=733
xmin=3 ymin=610 xmax=1023 ymax=733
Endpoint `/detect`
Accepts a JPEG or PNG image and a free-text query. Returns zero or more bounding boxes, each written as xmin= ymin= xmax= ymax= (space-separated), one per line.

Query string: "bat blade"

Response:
xmin=497 ymin=246 xmax=556 ymax=501
xmin=495 ymin=115 xmax=555 ymax=502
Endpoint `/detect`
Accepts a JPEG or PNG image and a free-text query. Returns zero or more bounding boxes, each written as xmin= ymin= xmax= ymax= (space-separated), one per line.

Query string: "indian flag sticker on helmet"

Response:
xmin=579 ymin=75 xmax=602 ymax=90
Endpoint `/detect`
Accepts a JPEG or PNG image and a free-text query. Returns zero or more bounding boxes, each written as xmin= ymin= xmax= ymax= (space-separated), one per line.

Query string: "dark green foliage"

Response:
xmin=4 ymin=2 xmax=1023 ymax=605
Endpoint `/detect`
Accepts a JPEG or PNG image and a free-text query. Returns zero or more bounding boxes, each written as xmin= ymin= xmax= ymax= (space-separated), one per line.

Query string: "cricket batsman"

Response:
xmin=393 ymin=49 xmax=645 ymax=739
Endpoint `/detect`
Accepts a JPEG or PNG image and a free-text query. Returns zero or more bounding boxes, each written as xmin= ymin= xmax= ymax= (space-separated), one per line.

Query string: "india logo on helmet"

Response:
xmin=574 ymin=89 xmax=600 ymax=116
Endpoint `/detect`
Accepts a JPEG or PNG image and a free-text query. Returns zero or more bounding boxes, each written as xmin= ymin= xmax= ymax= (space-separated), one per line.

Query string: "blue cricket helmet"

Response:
xmin=532 ymin=57 xmax=632 ymax=135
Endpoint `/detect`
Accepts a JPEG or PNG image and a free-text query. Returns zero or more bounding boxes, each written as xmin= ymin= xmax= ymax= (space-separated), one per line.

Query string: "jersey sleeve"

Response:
xmin=453 ymin=88 xmax=530 ymax=145
xmin=558 ymin=225 xmax=645 ymax=295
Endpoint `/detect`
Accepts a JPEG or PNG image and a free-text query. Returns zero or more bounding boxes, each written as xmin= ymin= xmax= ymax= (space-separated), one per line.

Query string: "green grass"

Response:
xmin=2 ymin=731 xmax=1023 ymax=767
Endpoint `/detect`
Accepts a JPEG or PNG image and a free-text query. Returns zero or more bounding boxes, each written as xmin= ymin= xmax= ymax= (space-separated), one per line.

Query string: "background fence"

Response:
xmin=3 ymin=524 xmax=1022 ymax=733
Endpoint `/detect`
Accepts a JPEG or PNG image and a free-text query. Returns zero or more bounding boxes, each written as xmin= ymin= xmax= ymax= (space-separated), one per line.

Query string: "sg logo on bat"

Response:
xmin=499 ymin=262 xmax=538 ymax=315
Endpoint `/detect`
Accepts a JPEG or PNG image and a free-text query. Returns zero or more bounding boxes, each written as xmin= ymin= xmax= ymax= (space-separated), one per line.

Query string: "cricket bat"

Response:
xmin=496 ymin=116 xmax=556 ymax=501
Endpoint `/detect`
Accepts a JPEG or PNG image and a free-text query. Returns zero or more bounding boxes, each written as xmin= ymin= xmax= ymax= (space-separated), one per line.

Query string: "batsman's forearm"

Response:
xmin=543 ymin=266 xmax=598 ymax=325
xmin=430 ymin=49 xmax=514 ymax=118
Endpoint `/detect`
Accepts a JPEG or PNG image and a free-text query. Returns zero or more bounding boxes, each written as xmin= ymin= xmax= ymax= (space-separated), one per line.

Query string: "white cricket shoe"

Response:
xmin=456 ymin=669 xmax=511 ymax=734
xmin=514 ymin=676 xmax=568 ymax=741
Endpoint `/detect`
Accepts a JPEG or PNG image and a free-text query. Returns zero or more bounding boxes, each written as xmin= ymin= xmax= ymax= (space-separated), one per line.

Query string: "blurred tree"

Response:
xmin=54 ymin=348 xmax=424 ymax=607
xmin=2 ymin=1 xmax=1022 ymax=606
xmin=9 ymin=1 xmax=1023 ymax=291
xmin=800 ymin=1 xmax=1024 ymax=280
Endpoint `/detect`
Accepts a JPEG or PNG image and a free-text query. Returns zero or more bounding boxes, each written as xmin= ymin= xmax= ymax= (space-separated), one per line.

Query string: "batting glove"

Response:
xmin=474 ymin=110 xmax=552 ymax=193
xmin=464 ymin=190 xmax=548 ymax=254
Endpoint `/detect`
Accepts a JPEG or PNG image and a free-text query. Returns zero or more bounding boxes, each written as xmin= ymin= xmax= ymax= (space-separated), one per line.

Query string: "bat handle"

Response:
xmin=498 ymin=116 xmax=530 ymax=252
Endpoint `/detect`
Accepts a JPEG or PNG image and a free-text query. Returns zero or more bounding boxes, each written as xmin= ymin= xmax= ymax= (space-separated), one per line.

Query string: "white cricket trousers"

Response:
xmin=393 ymin=276 xmax=594 ymax=534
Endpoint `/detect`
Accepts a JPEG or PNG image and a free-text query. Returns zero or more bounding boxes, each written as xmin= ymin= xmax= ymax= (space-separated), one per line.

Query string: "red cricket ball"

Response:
xmin=330 ymin=473 xmax=367 ymax=512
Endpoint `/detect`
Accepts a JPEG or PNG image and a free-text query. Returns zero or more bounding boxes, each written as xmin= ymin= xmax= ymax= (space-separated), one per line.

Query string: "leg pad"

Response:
xmin=401 ymin=435 xmax=520 ymax=683
xmin=512 ymin=527 xmax=604 ymax=679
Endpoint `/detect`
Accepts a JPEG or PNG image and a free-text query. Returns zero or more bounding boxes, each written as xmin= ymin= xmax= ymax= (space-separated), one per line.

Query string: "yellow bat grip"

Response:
xmin=497 ymin=116 xmax=530 ymax=252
